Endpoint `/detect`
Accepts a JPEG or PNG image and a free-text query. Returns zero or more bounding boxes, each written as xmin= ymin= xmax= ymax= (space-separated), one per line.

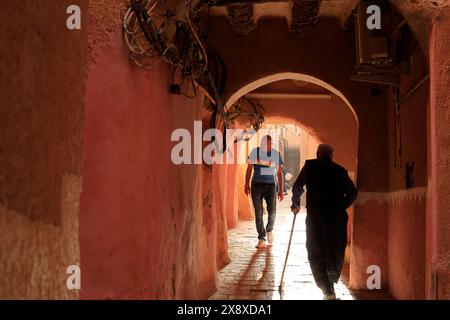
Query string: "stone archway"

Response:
xmin=225 ymin=73 xmax=360 ymax=287
xmin=225 ymin=72 xmax=359 ymax=129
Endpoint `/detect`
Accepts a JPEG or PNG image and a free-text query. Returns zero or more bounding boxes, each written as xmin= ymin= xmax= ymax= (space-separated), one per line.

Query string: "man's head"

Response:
xmin=317 ymin=144 xmax=334 ymax=160
xmin=260 ymin=135 xmax=272 ymax=152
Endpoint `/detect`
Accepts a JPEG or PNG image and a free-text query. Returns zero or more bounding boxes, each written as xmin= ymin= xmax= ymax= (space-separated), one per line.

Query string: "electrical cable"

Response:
xmin=124 ymin=0 xmax=262 ymax=144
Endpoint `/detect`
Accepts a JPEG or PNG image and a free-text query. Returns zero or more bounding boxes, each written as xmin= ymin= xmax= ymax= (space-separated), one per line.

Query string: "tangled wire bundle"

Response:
xmin=123 ymin=0 xmax=165 ymax=69
xmin=226 ymin=97 xmax=265 ymax=132
xmin=122 ymin=0 xmax=266 ymax=150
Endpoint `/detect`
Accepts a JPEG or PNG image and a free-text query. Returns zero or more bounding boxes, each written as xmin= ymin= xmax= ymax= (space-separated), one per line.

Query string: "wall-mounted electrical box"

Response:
xmin=351 ymin=0 xmax=410 ymax=86
xmin=356 ymin=0 xmax=392 ymax=65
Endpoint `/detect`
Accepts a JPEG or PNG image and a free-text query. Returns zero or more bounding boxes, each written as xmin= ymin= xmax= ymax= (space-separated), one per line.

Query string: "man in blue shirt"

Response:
xmin=245 ymin=135 xmax=284 ymax=248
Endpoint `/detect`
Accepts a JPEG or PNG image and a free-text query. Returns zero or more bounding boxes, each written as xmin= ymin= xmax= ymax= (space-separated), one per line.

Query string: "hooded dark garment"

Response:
xmin=291 ymin=158 xmax=357 ymax=291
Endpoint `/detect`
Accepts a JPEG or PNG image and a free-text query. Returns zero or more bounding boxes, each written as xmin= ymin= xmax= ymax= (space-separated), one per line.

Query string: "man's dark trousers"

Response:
xmin=306 ymin=207 xmax=348 ymax=292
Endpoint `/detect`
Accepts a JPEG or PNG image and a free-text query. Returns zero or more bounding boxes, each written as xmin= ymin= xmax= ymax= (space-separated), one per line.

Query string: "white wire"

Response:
xmin=123 ymin=0 xmax=162 ymax=69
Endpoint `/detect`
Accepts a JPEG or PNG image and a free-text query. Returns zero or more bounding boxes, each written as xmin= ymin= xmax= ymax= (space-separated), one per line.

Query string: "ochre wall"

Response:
xmin=0 ymin=0 xmax=87 ymax=299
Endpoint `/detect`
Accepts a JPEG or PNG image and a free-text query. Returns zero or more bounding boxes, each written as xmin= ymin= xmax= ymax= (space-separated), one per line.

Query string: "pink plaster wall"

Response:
xmin=213 ymin=163 xmax=231 ymax=269
xmin=225 ymin=163 xmax=239 ymax=229
xmin=81 ymin=51 xmax=202 ymax=298
xmin=237 ymin=163 xmax=254 ymax=221
xmin=350 ymin=201 xmax=389 ymax=289
xmin=384 ymin=45 xmax=428 ymax=300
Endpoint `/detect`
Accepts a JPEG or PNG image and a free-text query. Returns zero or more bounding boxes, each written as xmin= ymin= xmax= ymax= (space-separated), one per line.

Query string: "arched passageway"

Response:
xmin=213 ymin=73 xmax=361 ymax=299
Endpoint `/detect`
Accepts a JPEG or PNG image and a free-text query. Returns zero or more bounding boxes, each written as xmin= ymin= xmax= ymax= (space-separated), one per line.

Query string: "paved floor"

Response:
xmin=209 ymin=194 xmax=393 ymax=300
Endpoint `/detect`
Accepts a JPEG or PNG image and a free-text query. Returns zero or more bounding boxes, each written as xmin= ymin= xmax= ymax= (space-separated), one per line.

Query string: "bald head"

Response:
xmin=317 ymin=144 xmax=334 ymax=160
